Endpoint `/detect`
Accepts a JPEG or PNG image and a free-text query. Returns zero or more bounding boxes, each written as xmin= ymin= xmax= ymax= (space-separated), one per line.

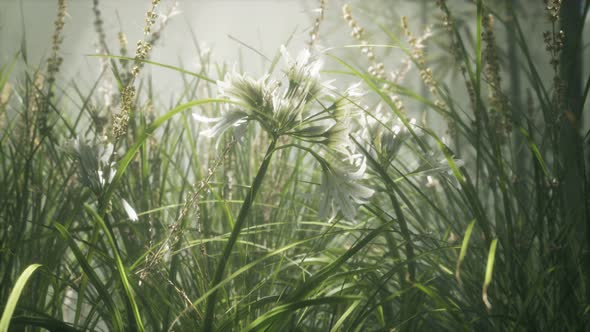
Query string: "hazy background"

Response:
xmin=0 ymin=1 xmax=586 ymax=131
xmin=0 ymin=0 xmax=317 ymax=100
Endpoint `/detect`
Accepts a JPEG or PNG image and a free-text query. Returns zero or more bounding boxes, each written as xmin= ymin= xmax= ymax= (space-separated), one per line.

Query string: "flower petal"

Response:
xmin=200 ymin=111 xmax=248 ymax=138
xmin=122 ymin=199 xmax=139 ymax=222
xmin=193 ymin=113 xmax=222 ymax=123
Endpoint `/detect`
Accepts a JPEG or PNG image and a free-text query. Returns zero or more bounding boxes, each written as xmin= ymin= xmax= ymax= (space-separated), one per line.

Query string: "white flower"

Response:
xmin=97 ymin=168 xmax=116 ymax=187
xmin=193 ymin=110 xmax=248 ymax=139
xmin=281 ymin=46 xmax=323 ymax=102
xmin=122 ymin=199 xmax=139 ymax=222
xmin=344 ymin=81 xmax=365 ymax=99
xmin=217 ymin=71 xmax=274 ymax=116
xmin=281 ymin=46 xmax=322 ymax=81
xmin=324 ymin=120 xmax=351 ymax=155
xmin=71 ymin=138 xmax=116 ymax=192
xmin=198 ymin=46 xmax=332 ymax=139
xmin=319 ymin=154 xmax=374 ymax=220
xmin=96 ymin=142 xmax=116 ymax=188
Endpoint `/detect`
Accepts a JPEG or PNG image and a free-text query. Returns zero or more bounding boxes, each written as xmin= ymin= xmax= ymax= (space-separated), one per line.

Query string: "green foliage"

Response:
xmin=0 ymin=264 xmax=42 ymax=332
xmin=1 ymin=0 xmax=588 ymax=331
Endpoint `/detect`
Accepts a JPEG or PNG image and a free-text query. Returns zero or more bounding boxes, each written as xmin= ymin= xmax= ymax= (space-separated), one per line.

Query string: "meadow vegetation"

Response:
xmin=1 ymin=0 xmax=589 ymax=330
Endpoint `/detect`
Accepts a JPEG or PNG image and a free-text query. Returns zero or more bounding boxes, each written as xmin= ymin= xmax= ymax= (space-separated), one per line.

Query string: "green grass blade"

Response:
xmin=519 ymin=127 xmax=551 ymax=177
xmin=0 ymin=264 xmax=42 ymax=332
xmin=0 ymin=52 xmax=19 ymax=94
xmin=203 ymin=138 xmax=277 ymax=331
xmin=168 ymin=232 xmax=335 ymax=331
xmin=90 ymin=54 xmax=215 ymax=83
xmin=329 ymin=299 xmax=361 ymax=332
xmin=286 ymin=221 xmax=394 ymax=302
xmin=483 ymin=239 xmax=499 ymax=311
xmin=455 ymin=219 xmax=476 ymax=286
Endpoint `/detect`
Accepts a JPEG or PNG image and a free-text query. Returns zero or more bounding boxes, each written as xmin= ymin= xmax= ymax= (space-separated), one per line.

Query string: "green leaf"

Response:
xmin=329 ymin=299 xmax=361 ymax=332
xmin=519 ymin=127 xmax=551 ymax=177
xmin=455 ymin=219 xmax=476 ymax=286
xmin=89 ymin=54 xmax=215 ymax=83
xmin=0 ymin=264 xmax=42 ymax=332
xmin=483 ymin=239 xmax=499 ymax=310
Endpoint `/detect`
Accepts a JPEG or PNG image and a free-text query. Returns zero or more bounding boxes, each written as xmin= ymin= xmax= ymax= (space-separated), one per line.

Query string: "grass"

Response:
xmin=0 ymin=0 xmax=589 ymax=331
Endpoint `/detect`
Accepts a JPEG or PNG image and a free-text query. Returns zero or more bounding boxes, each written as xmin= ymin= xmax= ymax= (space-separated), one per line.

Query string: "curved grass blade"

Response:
xmin=329 ymin=299 xmax=361 ymax=332
xmin=89 ymin=54 xmax=215 ymax=83
xmin=284 ymin=221 xmax=394 ymax=305
xmin=203 ymin=138 xmax=277 ymax=331
xmin=0 ymin=264 xmax=42 ymax=332
xmin=482 ymin=239 xmax=499 ymax=311
xmin=519 ymin=127 xmax=551 ymax=177
xmin=0 ymin=52 xmax=18 ymax=95
xmin=455 ymin=219 xmax=476 ymax=286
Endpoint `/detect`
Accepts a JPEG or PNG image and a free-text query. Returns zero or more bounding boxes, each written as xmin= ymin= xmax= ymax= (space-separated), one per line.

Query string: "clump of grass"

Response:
xmin=331 ymin=0 xmax=589 ymax=330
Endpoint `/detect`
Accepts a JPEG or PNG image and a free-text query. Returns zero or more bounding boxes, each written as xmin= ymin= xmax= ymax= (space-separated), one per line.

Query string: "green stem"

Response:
xmin=202 ymin=137 xmax=277 ymax=331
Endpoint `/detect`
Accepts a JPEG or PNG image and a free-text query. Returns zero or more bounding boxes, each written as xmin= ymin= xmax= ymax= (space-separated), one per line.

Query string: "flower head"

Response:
xmin=198 ymin=45 xmax=367 ymax=141
xmin=70 ymin=138 xmax=116 ymax=195
xmin=319 ymin=153 xmax=374 ymax=220
xmin=196 ymin=46 xmax=373 ymax=221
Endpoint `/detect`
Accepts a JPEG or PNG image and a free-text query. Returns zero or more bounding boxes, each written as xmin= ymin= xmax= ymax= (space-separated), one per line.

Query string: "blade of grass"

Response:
xmin=329 ymin=299 xmax=361 ymax=332
xmin=455 ymin=219 xmax=476 ymax=286
xmin=0 ymin=264 xmax=42 ymax=332
xmin=90 ymin=54 xmax=215 ymax=83
xmin=483 ymin=238 xmax=499 ymax=311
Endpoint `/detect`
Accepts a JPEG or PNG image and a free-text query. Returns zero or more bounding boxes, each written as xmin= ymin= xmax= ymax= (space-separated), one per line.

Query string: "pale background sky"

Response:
xmin=0 ymin=0 xmax=315 ymax=99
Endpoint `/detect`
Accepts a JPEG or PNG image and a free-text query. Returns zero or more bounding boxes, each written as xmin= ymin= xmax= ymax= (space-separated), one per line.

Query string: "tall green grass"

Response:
xmin=0 ymin=0 xmax=588 ymax=331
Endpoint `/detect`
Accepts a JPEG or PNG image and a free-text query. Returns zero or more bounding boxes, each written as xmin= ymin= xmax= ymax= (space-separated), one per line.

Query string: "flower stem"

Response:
xmin=203 ymin=137 xmax=277 ymax=331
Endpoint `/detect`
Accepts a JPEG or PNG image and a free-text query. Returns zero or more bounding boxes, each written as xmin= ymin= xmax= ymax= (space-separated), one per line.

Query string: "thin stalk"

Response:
xmin=202 ymin=137 xmax=277 ymax=332
xmin=475 ymin=0 xmax=484 ymax=190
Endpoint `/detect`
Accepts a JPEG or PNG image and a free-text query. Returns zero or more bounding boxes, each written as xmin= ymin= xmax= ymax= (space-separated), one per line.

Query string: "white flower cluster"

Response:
xmin=195 ymin=47 xmax=334 ymax=140
xmin=195 ymin=47 xmax=374 ymax=220
xmin=71 ymin=138 xmax=116 ymax=194
xmin=319 ymin=153 xmax=374 ymax=220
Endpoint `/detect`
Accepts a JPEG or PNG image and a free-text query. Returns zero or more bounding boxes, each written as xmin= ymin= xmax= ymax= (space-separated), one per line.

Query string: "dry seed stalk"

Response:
xmin=112 ymin=0 xmax=161 ymax=140
xmin=308 ymin=0 xmax=326 ymax=50
xmin=342 ymin=3 xmax=406 ymax=114
xmin=543 ymin=0 xmax=567 ymax=115
xmin=137 ymin=138 xmax=236 ymax=283
xmin=482 ymin=14 xmax=511 ymax=139
xmin=38 ymin=0 xmax=67 ymax=136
